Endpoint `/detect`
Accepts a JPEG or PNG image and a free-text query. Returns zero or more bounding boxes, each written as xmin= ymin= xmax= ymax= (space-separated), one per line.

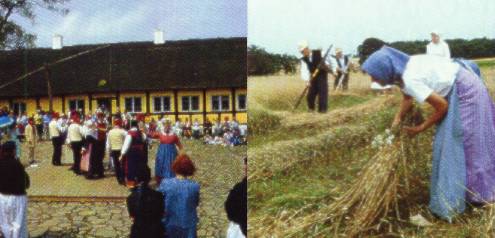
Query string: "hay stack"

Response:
xmin=286 ymin=107 xmax=424 ymax=237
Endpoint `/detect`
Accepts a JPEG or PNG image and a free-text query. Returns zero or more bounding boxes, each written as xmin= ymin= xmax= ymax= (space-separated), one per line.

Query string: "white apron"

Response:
xmin=0 ymin=193 xmax=28 ymax=238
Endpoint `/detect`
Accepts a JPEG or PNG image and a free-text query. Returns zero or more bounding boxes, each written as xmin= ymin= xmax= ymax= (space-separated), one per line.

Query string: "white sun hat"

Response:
xmin=298 ymin=40 xmax=309 ymax=52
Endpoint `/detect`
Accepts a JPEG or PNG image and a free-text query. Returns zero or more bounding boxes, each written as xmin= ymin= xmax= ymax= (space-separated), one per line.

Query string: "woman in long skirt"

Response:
xmin=120 ymin=120 xmax=148 ymax=188
xmin=153 ymin=120 xmax=183 ymax=184
xmin=362 ymin=46 xmax=495 ymax=222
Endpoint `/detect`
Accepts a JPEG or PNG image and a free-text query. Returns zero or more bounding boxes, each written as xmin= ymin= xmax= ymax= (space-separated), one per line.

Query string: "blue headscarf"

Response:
xmin=361 ymin=46 xmax=410 ymax=84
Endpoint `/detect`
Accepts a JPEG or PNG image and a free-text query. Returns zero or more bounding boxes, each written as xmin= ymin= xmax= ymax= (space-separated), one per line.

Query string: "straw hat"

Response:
xmin=297 ymin=40 xmax=309 ymax=52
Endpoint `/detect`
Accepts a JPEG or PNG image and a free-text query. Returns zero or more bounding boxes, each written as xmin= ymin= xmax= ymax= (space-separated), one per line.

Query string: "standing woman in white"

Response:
xmin=426 ymin=31 xmax=451 ymax=58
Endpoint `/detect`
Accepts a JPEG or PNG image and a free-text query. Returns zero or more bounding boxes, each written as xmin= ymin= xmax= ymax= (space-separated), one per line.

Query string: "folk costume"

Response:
xmin=107 ymin=119 xmax=127 ymax=184
xmin=90 ymin=114 xmax=107 ymax=178
xmin=300 ymin=50 xmax=330 ymax=113
xmin=158 ymin=177 xmax=200 ymax=238
xmin=426 ymin=31 xmax=451 ymax=58
xmin=332 ymin=50 xmax=350 ymax=90
xmin=67 ymin=116 xmax=85 ymax=174
xmin=154 ymin=127 xmax=183 ymax=183
xmin=121 ymin=127 xmax=148 ymax=188
xmin=49 ymin=113 xmax=63 ymax=166
xmin=363 ymin=46 xmax=495 ymax=221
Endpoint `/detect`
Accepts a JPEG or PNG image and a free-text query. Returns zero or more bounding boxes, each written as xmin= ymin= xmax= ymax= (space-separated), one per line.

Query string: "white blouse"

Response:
xmin=402 ymin=55 xmax=460 ymax=103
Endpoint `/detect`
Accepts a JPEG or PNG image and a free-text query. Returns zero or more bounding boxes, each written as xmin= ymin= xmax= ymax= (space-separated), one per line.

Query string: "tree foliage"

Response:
xmin=248 ymin=45 xmax=299 ymax=76
xmin=358 ymin=37 xmax=495 ymax=64
xmin=0 ymin=0 xmax=69 ymax=50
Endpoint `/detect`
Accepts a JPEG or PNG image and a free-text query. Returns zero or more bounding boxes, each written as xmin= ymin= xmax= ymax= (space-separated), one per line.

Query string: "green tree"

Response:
xmin=248 ymin=45 xmax=299 ymax=76
xmin=0 ymin=0 xmax=69 ymax=50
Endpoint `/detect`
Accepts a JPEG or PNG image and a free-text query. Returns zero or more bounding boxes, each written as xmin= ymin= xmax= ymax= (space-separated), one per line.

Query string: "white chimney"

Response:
xmin=154 ymin=30 xmax=165 ymax=44
xmin=52 ymin=34 xmax=63 ymax=50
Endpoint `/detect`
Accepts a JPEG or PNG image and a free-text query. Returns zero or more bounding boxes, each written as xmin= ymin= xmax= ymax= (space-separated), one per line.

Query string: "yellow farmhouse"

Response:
xmin=0 ymin=37 xmax=247 ymax=124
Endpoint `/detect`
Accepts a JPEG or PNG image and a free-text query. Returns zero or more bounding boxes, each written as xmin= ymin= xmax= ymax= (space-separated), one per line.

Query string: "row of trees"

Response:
xmin=248 ymin=45 xmax=299 ymax=76
xmin=251 ymin=37 xmax=495 ymax=76
xmin=389 ymin=37 xmax=495 ymax=59
xmin=358 ymin=37 xmax=495 ymax=64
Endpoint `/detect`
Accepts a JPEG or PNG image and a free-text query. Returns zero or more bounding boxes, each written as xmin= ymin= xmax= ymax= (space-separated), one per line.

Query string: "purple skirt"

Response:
xmin=457 ymin=68 xmax=495 ymax=203
xmin=430 ymin=67 xmax=495 ymax=220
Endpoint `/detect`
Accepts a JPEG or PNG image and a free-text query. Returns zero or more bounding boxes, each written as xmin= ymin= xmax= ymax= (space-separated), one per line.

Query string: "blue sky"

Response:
xmin=249 ymin=0 xmax=495 ymax=55
xmin=13 ymin=0 xmax=247 ymax=47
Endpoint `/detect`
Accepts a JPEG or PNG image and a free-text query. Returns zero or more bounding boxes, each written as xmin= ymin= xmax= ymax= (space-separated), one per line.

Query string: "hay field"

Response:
xmin=248 ymin=62 xmax=495 ymax=237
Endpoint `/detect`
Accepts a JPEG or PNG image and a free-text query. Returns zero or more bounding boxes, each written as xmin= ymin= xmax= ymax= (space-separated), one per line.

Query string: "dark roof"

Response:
xmin=0 ymin=37 xmax=246 ymax=98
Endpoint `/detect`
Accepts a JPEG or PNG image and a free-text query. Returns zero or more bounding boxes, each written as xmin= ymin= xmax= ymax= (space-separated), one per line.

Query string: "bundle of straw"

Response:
xmin=285 ymin=107 xmax=424 ymax=237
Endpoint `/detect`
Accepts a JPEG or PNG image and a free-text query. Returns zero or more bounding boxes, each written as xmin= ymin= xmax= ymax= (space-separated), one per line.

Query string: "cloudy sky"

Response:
xmin=13 ymin=0 xmax=247 ymax=47
xmin=249 ymin=0 xmax=495 ymax=55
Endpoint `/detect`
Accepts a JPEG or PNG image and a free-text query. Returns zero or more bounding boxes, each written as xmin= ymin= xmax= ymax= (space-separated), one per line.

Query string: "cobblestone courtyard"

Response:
xmin=18 ymin=140 xmax=246 ymax=237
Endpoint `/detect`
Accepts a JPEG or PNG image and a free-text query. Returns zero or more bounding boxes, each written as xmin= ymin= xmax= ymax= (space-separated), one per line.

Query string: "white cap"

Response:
xmin=298 ymin=40 xmax=309 ymax=52
xmin=430 ymin=30 xmax=440 ymax=36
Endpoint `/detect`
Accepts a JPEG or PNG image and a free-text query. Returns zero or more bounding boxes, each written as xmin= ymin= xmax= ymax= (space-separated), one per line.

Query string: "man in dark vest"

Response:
xmin=333 ymin=48 xmax=351 ymax=91
xmin=298 ymin=41 xmax=331 ymax=113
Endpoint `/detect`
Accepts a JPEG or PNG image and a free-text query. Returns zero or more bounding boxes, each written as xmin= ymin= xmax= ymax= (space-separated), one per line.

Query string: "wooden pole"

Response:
xmin=44 ymin=64 xmax=53 ymax=112
xmin=0 ymin=45 xmax=110 ymax=90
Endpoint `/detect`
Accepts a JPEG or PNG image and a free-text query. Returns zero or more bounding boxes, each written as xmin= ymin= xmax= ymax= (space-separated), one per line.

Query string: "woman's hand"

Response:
xmin=391 ymin=117 xmax=401 ymax=129
xmin=403 ymin=124 xmax=425 ymax=137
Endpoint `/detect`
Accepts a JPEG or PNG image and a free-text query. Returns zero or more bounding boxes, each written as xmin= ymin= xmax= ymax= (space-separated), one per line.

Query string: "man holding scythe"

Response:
xmin=333 ymin=48 xmax=352 ymax=91
xmin=297 ymin=41 xmax=333 ymax=113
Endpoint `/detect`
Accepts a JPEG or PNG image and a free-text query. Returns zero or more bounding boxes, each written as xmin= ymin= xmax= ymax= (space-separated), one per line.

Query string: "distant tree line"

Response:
xmin=358 ymin=37 xmax=495 ymax=64
xmin=248 ymin=45 xmax=299 ymax=76
xmin=250 ymin=37 xmax=495 ymax=76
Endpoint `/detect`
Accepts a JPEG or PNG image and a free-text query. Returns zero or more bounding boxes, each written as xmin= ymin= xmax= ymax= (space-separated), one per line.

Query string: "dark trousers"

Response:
xmin=89 ymin=140 xmax=105 ymax=177
xmin=71 ymin=141 xmax=83 ymax=173
xmin=51 ymin=136 xmax=62 ymax=165
xmin=334 ymin=73 xmax=349 ymax=90
xmin=111 ymin=150 xmax=124 ymax=183
xmin=307 ymin=77 xmax=328 ymax=113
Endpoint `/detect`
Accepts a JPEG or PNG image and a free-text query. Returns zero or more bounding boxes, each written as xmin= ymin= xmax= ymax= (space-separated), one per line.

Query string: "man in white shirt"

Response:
xmin=298 ymin=41 xmax=332 ymax=113
xmin=66 ymin=116 xmax=85 ymax=175
xmin=106 ymin=118 xmax=127 ymax=185
xmin=426 ymin=31 xmax=450 ymax=58
xmin=49 ymin=113 xmax=63 ymax=166
xmin=332 ymin=48 xmax=352 ymax=91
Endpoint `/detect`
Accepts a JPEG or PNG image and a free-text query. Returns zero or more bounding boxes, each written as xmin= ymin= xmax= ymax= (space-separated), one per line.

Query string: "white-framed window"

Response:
xmin=12 ymin=102 xmax=26 ymax=115
xmin=69 ymin=99 xmax=85 ymax=111
xmin=212 ymin=95 xmax=230 ymax=111
xmin=182 ymin=96 xmax=199 ymax=112
xmin=153 ymin=96 xmax=171 ymax=112
xmin=124 ymin=97 xmax=142 ymax=113
xmin=237 ymin=94 xmax=247 ymax=111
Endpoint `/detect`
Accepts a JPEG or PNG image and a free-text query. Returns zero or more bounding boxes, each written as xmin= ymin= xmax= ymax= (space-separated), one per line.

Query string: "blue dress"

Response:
xmin=155 ymin=134 xmax=180 ymax=179
xmin=158 ymin=178 xmax=200 ymax=238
